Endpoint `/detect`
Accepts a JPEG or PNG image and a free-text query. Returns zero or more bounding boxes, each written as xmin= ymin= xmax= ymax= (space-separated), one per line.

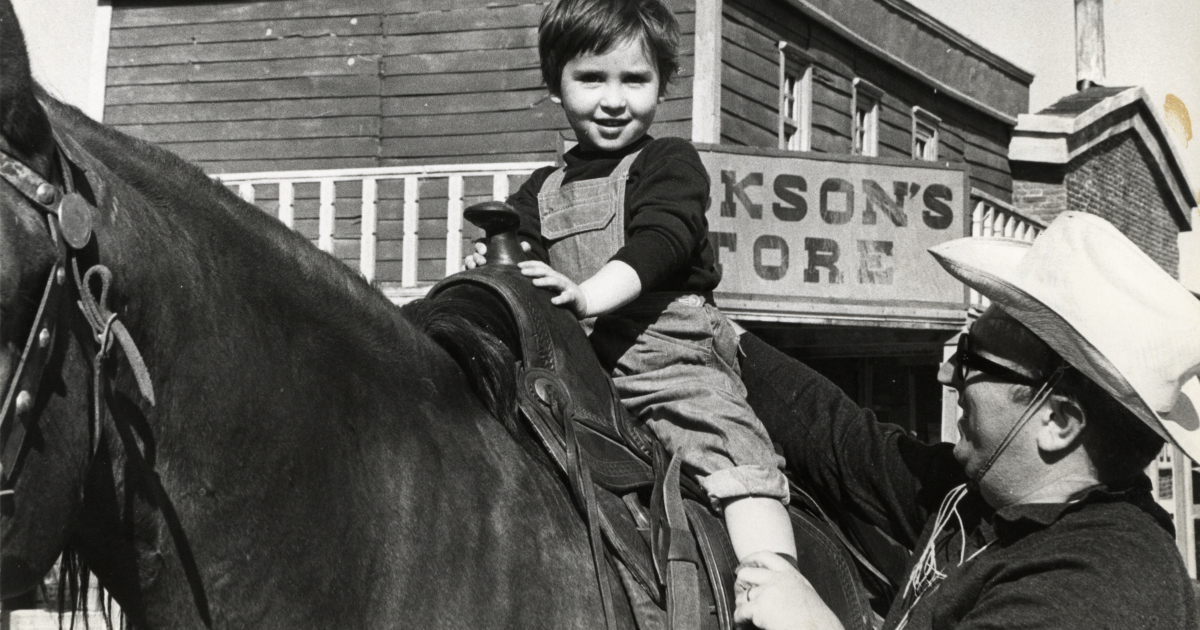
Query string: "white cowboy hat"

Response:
xmin=929 ymin=211 xmax=1200 ymax=461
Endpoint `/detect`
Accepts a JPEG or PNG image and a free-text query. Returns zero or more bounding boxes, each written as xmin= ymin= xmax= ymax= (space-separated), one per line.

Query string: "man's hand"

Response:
xmin=518 ymin=260 xmax=589 ymax=319
xmin=733 ymin=552 xmax=845 ymax=630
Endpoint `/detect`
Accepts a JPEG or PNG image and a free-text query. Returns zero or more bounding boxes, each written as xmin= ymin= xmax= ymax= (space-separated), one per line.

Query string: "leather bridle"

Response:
xmin=0 ymin=132 xmax=155 ymax=491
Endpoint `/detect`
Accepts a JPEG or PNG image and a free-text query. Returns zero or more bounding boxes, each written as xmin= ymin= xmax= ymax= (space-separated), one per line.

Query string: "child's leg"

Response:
xmin=723 ymin=496 xmax=797 ymax=563
xmin=594 ymin=296 xmax=797 ymax=561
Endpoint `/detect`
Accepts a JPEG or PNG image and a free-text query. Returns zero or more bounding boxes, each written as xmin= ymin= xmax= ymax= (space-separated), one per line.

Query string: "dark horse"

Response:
xmin=0 ymin=4 xmax=638 ymax=627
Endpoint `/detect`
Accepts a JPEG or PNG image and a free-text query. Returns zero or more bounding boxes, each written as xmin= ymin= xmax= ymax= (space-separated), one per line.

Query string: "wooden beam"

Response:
xmin=89 ymin=0 xmax=112 ymax=121
xmin=691 ymin=0 xmax=722 ymax=143
xmin=1171 ymin=446 xmax=1197 ymax=579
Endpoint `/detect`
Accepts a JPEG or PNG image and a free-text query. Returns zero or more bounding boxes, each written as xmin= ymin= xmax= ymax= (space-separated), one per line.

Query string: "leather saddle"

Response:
xmin=422 ymin=202 xmax=879 ymax=630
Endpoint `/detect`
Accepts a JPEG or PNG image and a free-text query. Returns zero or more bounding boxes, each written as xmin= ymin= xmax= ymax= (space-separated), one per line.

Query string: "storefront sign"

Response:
xmin=696 ymin=145 xmax=969 ymax=327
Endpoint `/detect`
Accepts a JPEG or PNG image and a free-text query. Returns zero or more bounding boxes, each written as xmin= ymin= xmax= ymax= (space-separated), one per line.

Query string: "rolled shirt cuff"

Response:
xmin=698 ymin=464 xmax=790 ymax=509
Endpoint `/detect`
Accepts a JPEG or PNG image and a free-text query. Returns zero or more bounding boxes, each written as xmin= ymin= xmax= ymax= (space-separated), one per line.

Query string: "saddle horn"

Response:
xmin=464 ymin=201 xmax=526 ymax=266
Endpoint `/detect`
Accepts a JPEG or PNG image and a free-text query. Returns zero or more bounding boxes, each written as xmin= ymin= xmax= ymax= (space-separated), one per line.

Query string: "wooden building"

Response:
xmin=95 ymin=0 xmax=1038 ymax=442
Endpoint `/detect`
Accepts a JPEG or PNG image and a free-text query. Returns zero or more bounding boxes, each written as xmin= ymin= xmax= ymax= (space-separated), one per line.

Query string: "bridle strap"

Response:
xmin=0 ymin=139 xmax=155 ymax=486
xmin=0 ymin=147 xmax=71 ymax=486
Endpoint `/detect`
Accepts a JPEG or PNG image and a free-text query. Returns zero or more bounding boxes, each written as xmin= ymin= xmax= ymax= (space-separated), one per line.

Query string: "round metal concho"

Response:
xmin=35 ymin=182 xmax=58 ymax=206
xmin=59 ymin=192 xmax=94 ymax=249
xmin=15 ymin=390 xmax=32 ymax=415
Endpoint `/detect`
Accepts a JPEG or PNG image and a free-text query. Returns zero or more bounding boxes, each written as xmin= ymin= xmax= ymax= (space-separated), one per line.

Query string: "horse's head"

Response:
xmin=1 ymin=0 xmax=99 ymax=602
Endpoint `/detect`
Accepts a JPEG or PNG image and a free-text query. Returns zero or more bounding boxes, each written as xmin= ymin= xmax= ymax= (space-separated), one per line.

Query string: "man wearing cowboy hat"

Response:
xmin=730 ymin=211 xmax=1200 ymax=629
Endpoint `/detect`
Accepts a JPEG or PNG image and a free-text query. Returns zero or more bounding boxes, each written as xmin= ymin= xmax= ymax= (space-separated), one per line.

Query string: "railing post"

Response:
xmin=278 ymin=181 xmax=295 ymax=229
xmin=445 ymin=175 xmax=464 ymax=277
xmin=318 ymin=179 xmax=335 ymax=254
xmin=238 ymin=183 xmax=255 ymax=204
xmin=360 ymin=178 xmax=377 ymax=283
xmin=1002 ymin=210 xmax=1016 ymax=238
xmin=493 ymin=172 xmax=510 ymax=201
xmin=402 ymin=176 xmax=419 ymax=288
xmin=969 ymin=201 xmax=986 ymax=310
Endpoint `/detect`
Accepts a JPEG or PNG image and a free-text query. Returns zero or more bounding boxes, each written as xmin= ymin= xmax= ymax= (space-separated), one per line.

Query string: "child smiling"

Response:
xmin=471 ymin=0 xmax=798 ymax=568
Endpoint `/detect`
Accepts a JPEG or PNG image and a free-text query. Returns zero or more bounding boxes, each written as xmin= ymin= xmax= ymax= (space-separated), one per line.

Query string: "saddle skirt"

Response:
xmin=427 ymin=265 xmax=878 ymax=630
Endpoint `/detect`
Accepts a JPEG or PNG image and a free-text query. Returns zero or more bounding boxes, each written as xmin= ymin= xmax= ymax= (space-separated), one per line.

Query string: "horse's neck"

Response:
xmin=49 ymin=101 xmax=443 ymax=431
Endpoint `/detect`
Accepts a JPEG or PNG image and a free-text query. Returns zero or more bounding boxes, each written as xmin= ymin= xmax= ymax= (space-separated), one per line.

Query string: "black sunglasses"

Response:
xmin=953 ymin=333 xmax=1045 ymax=387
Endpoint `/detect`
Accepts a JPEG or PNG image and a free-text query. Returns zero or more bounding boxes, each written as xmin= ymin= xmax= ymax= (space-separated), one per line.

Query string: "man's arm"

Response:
xmin=737 ymin=332 xmax=966 ymax=548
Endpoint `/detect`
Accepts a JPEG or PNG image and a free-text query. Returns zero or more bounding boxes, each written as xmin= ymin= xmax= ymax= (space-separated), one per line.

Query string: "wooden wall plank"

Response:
xmin=721 ymin=39 xmax=776 ymax=85
xmin=653 ymin=121 xmax=693 ymax=139
xmin=381 ymin=68 xmax=544 ymax=96
xmin=383 ymin=4 xmax=550 ymax=35
xmin=106 ymin=75 xmax=379 ymax=105
xmin=381 ymin=130 xmax=559 ymax=159
xmin=116 ymin=117 xmax=380 ymax=144
xmin=721 ymin=114 xmax=776 ymax=147
xmin=105 ymin=97 xmax=381 ymax=125
xmin=112 ymin=0 xmax=385 ymax=28
xmin=385 ymin=108 xmax=563 ymax=137
xmin=384 ymin=28 xmax=538 ymax=55
xmin=722 ymin=65 xmax=776 ymax=110
xmin=158 ymin=137 xmax=378 ymax=162
xmin=109 ymin=36 xmax=380 ymax=67
xmin=110 ymin=14 xmax=382 ymax=48
xmin=384 ymin=90 xmax=549 ymax=116
xmin=721 ymin=89 xmax=776 ymax=140
xmin=877 ymin=120 xmax=910 ymax=159
xmin=386 ymin=47 xmax=540 ymax=76
xmin=109 ymin=56 xmax=380 ymax=86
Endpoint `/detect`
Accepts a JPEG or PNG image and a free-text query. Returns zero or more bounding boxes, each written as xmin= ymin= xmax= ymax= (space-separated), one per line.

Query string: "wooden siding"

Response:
xmin=107 ymin=0 xmax=388 ymax=173
xmin=106 ymin=0 xmax=697 ymax=173
xmin=719 ymin=0 xmax=1015 ymax=200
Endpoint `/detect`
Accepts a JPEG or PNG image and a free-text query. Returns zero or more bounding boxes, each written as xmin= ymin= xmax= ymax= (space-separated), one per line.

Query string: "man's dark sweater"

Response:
xmin=737 ymin=333 xmax=1199 ymax=629
xmin=507 ymin=135 xmax=721 ymax=293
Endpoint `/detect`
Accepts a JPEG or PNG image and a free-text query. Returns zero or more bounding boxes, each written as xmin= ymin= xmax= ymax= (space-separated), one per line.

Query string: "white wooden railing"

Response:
xmin=214 ymin=162 xmax=551 ymax=302
xmin=967 ymin=197 xmax=1045 ymax=312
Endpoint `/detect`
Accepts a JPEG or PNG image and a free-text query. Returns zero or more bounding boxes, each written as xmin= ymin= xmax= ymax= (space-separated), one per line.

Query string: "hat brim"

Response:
xmin=929 ymin=237 xmax=1200 ymax=461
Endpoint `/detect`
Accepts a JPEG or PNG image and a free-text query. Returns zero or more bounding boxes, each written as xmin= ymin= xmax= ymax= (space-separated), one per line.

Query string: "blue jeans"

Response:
xmin=591 ymin=293 xmax=789 ymax=508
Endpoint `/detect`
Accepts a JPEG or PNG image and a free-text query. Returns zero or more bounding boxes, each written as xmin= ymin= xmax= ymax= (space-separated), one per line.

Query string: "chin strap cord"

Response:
xmin=971 ymin=366 xmax=1067 ymax=486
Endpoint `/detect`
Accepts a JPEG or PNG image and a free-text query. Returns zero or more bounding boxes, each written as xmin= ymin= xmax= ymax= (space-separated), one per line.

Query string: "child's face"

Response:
xmin=551 ymin=37 xmax=662 ymax=153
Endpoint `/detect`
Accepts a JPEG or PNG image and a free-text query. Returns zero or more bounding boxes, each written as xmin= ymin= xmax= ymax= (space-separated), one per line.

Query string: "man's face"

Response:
xmin=551 ymin=37 xmax=662 ymax=153
xmin=937 ymin=326 xmax=1047 ymax=484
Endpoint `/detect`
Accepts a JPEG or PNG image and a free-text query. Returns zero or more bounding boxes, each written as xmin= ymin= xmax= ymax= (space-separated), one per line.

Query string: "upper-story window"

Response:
xmin=851 ymin=78 xmax=881 ymax=157
xmin=912 ymin=106 xmax=940 ymax=161
xmin=778 ymin=42 xmax=812 ymax=152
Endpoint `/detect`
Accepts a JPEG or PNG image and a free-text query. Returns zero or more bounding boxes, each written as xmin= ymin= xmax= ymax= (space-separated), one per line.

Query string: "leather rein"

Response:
xmin=0 ymin=132 xmax=155 ymax=492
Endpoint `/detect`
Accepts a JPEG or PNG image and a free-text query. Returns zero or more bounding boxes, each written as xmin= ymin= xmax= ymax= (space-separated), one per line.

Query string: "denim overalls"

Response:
xmin=536 ymin=151 xmax=788 ymax=507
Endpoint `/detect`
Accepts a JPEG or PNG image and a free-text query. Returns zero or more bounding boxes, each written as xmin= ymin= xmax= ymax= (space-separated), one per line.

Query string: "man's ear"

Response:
xmin=1037 ymin=394 xmax=1086 ymax=453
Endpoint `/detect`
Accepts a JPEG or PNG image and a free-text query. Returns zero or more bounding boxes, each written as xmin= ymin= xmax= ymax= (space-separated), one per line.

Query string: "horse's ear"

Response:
xmin=0 ymin=0 xmax=55 ymax=175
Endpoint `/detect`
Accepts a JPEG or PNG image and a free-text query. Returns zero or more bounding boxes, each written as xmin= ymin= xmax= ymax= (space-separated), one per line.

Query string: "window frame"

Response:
xmin=777 ymin=42 xmax=813 ymax=152
xmin=851 ymin=77 xmax=881 ymax=157
xmin=911 ymin=106 xmax=941 ymax=161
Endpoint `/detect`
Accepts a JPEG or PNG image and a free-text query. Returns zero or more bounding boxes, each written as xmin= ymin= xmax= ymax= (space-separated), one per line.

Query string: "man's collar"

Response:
xmin=991 ymin=476 xmax=1170 ymax=538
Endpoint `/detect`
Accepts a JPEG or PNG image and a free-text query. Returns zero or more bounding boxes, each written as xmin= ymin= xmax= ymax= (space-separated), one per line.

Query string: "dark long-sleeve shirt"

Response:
xmin=507 ymin=135 xmax=721 ymax=293
xmin=737 ymin=332 xmax=1198 ymax=629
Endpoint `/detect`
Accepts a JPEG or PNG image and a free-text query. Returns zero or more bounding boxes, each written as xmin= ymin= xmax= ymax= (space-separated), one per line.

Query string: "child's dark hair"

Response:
xmin=539 ymin=0 xmax=680 ymax=96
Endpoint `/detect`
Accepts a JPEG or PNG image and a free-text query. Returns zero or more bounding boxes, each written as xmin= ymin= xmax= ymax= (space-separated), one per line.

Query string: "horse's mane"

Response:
xmin=401 ymin=293 xmax=519 ymax=435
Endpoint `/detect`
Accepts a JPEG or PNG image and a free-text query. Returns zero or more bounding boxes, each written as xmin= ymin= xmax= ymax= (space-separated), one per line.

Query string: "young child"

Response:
xmin=468 ymin=0 xmax=796 ymax=566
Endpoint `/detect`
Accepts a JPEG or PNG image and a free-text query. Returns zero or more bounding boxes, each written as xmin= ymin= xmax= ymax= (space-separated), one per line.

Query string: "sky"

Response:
xmin=10 ymin=0 xmax=1200 ymax=289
